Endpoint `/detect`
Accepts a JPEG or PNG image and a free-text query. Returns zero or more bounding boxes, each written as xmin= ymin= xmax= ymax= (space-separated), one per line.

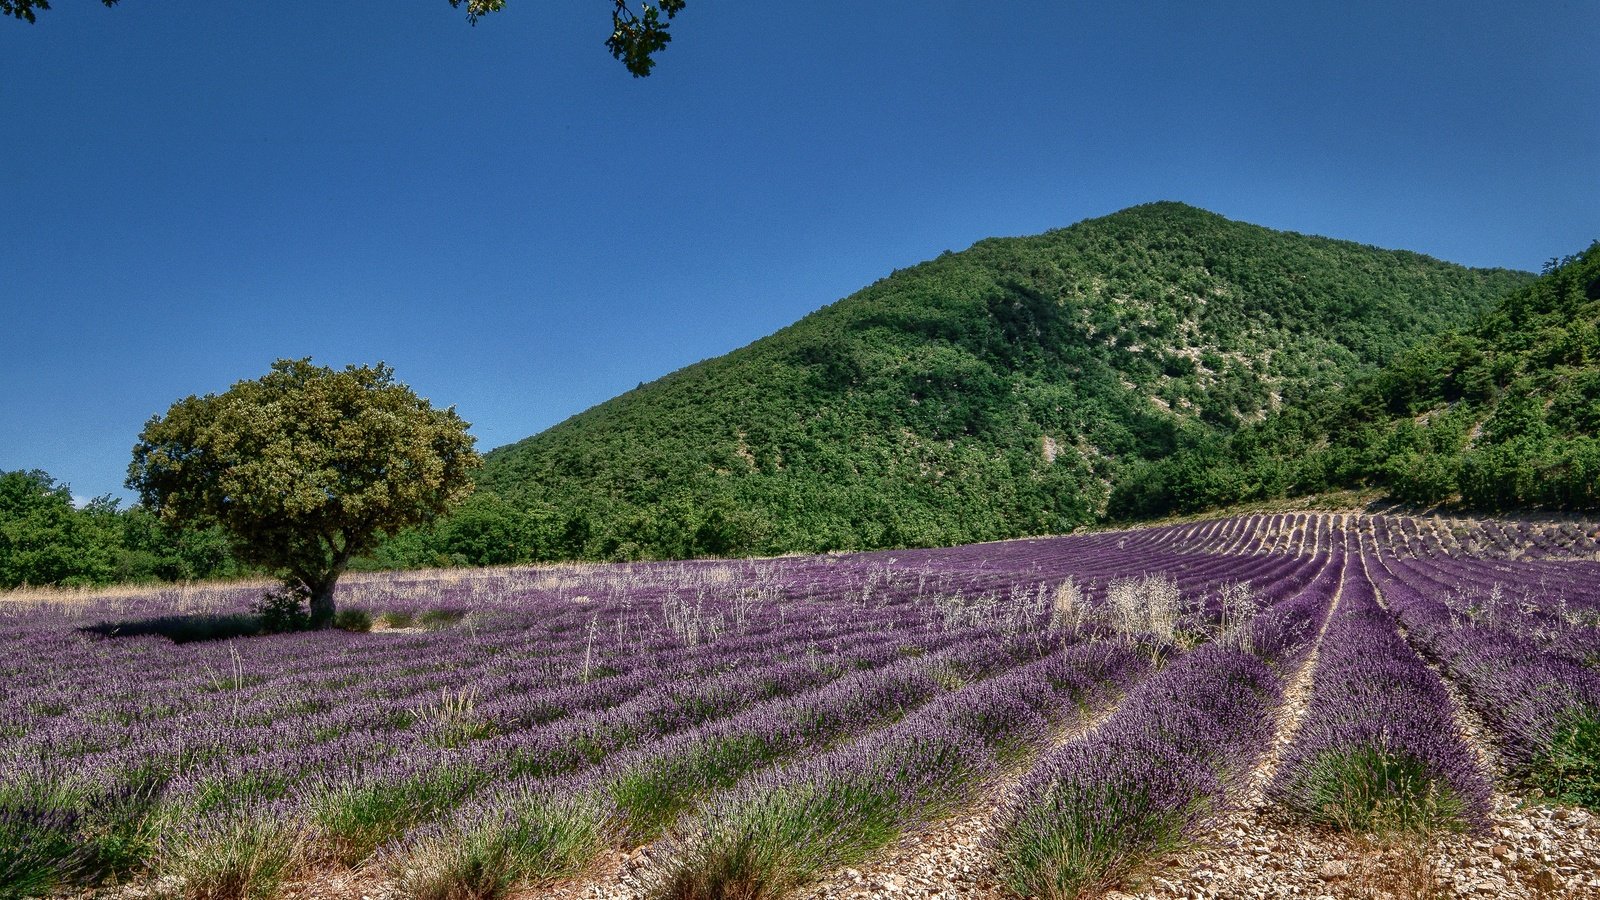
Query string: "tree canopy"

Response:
xmin=2 ymin=0 xmax=687 ymax=77
xmin=127 ymin=358 xmax=480 ymax=625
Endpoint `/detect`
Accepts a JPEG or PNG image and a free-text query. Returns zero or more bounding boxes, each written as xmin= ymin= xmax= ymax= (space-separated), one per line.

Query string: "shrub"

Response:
xmin=994 ymin=774 xmax=1196 ymax=899
xmin=0 ymin=779 xmax=159 ymax=898
xmin=307 ymin=763 xmax=484 ymax=865
xmin=1290 ymin=745 xmax=1471 ymax=834
xmin=333 ymin=608 xmax=373 ymax=633
xmin=378 ymin=610 xmax=415 ymax=629
xmin=160 ymin=813 xmax=301 ymax=900
xmin=0 ymin=781 xmax=84 ymax=900
xmin=413 ymin=689 xmax=496 ymax=749
xmin=252 ymin=584 xmax=310 ymax=634
xmin=391 ymin=784 xmax=609 ymax=900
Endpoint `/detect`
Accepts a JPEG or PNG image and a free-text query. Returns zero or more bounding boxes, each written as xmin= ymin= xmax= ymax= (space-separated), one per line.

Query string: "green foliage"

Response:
xmin=0 ymin=777 xmax=160 ymax=900
xmin=0 ymin=469 xmax=114 ymax=588
xmin=333 ymin=608 xmax=373 ymax=633
xmin=418 ymin=608 xmax=468 ymax=630
xmin=393 ymin=789 xmax=610 ymax=900
xmin=993 ymin=782 xmax=1195 ymax=900
xmin=459 ymin=203 xmax=1523 ymax=562
xmin=449 ymin=1 xmax=686 ymax=76
xmin=307 ymin=764 xmax=484 ymax=865
xmin=1290 ymin=745 xmax=1473 ymax=834
xmin=12 ymin=1 xmax=687 ymax=78
xmin=361 ymin=490 xmax=572 ymax=569
xmin=379 ymin=610 xmax=416 ymax=630
xmin=651 ymin=781 xmax=908 ymax=900
xmin=0 ymin=780 xmax=83 ymax=899
xmin=1117 ymin=240 xmax=1598 ymax=517
xmin=1 ymin=0 xmax=114 ymax=25
xmin=159 ymin=813 xmax=300 ymax=900
xmin=251 ymin=584 xmax=311 ymax=635
xmin=603 ymin=0 xmax=686 ymax=77
xmin=1525 ymin=712 xmax=1600 ymax=810
xmin=0 ymin=469 xmax=239 ymax=590
xmin=128 ymin=358 xmax=480 ymax=625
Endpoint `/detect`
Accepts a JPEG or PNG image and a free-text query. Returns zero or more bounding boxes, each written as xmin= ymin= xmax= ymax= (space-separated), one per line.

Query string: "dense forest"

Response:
xmin=376 ymin=203 xmax=1528 ymax=565
xmin=1111 ymin=241 xmax=1600 ymax=517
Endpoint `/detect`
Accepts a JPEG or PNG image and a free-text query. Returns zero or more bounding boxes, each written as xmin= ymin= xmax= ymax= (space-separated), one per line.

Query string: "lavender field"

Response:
xmin=4 ymin=512 xmax=1600 ymax=900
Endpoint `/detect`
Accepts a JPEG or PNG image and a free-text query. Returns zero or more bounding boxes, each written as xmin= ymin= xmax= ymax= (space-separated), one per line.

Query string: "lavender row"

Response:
xmin=1366 ymin=554 xmax=1600 ymax=809
xmin=177 ymin=627 xmax=932 ymax=816
xmin=4 ymin=622 xmax=965 ymax=894
xmin=4 ymin=529 xmax=1235 ymax=900
xmin=364 ymin=631 xmax=1090 ymax=900
xmin=177 ymin=627 xmax=994 ymax=870
xmin=1 ymin=529 xmax=1264 ymax=746
xmin=1387 ymin=554 xmax=1600 ymax=663
xmin=643 ymin=640 xmax=1153 ymax=900
xmin=3 ymin=613 xmax=922 ymax=798
xmin=1269 ymin=554 xmax=1492 ymax=832
xmin=988 ymin=550 xmax=1342 ymax=899
xmin=1108 ymin=511 xmax=1600 ymax=561
xmin=3 ymin=576 xmax=960 ymax=768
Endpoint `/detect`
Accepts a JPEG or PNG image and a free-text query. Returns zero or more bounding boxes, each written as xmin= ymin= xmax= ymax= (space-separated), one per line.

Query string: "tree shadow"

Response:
xmin=79 ymin=613 xmax=264 ymax=644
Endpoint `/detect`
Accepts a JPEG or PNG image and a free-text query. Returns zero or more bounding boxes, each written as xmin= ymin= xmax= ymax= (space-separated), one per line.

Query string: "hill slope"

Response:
xmin=1112 ymin=240 xmax=1599 ymax=517
xmin=459 ymin=203 xmax=1527 ymax=561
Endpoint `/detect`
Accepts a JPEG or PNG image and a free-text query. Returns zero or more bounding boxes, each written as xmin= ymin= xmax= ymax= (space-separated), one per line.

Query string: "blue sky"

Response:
xmin=3 ymin=1 xmax=1597 ymax=502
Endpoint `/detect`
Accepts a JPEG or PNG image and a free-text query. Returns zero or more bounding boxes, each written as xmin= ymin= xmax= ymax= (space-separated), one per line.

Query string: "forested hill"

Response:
xmin=1111 ymin=240 xmax=1599 ymax=517
xmin=431 ymin=203 xmax=1528 ymax=563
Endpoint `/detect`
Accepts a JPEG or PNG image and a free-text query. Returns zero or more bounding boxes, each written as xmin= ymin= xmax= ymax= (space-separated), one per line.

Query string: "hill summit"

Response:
xmin=450 ymin=203 xmax=1527 ymax=561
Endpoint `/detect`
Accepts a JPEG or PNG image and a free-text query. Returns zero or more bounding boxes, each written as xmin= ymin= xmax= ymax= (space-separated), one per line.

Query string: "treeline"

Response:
xmin=1110 ymin=241 xmax=1600 ymax=517
xmin=0 ymin=470 xmax=242 ymax=589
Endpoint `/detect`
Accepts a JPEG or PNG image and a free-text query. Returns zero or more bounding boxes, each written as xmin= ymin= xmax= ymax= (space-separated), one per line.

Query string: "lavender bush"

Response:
xmin=1368 ymin=554 xmax=1600 ymax=808
xmin=1270 ymin=556 xmax=1492 ymax=833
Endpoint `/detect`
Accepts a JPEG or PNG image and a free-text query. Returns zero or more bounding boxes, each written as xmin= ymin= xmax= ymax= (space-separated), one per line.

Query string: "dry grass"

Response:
xmin=1103 ymin=573 xmax=1183 ymax=640
xmin=0 ymin=578 xmax=273 ymax=607
xmin=1343 ymin=832 xmax=1443 ymax=900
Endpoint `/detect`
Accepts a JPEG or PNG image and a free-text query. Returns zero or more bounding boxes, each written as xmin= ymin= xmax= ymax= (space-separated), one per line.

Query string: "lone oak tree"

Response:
xmin=4 ymin=0 xmax=687 ymax=77
xmin=128 ymin=359 xmax=480 ymax=627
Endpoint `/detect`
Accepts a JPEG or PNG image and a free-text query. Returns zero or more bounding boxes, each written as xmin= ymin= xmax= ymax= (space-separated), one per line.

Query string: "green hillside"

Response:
xmin=383 ymin=203 xmax=1530 ymax=564
xmin=1114 ymin=241 xmax=1599 ymax=516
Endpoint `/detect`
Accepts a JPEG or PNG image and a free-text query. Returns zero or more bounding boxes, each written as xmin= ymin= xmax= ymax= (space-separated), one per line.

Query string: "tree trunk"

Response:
xmin=308 ymin=577 xmax=338 ymax=629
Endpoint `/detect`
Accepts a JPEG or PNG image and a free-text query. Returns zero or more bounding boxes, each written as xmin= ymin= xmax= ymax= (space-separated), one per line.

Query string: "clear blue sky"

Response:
xmin=3 ymin=1 xmax=1597 ymax=503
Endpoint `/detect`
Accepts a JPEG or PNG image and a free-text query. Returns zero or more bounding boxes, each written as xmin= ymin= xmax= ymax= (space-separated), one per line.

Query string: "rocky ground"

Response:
xmin=1118 ymin=795 xmax=1600 ymax=900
